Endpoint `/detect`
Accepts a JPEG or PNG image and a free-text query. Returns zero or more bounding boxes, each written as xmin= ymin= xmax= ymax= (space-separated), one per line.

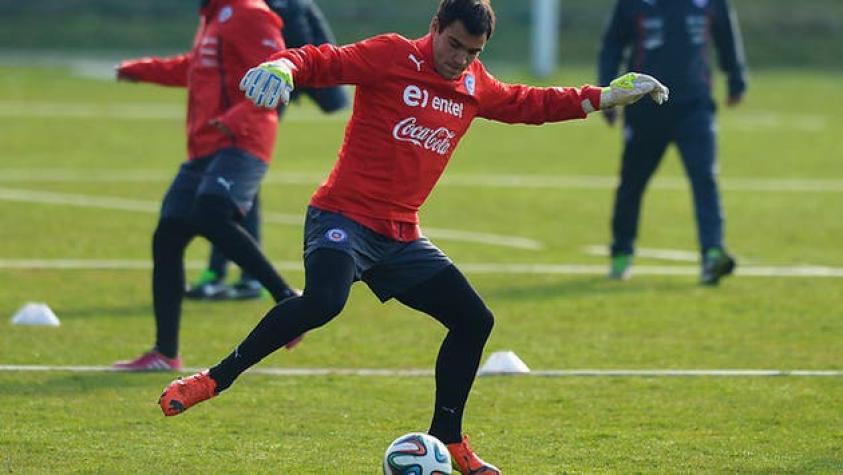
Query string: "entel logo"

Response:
xmin=402 ymin=85 xmax=464 ymax=119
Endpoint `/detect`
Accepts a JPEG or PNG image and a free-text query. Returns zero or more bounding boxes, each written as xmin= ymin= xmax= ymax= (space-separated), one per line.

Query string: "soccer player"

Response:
xmin=112 ymin=0 xmax=301 ymax=371
xmin=599 ymin=0 xmax=748 ymax=284
xmin=157 ymin=0 xmax=668 ymax=472
xmin=186 ymin=0 xmax=349 ymax=301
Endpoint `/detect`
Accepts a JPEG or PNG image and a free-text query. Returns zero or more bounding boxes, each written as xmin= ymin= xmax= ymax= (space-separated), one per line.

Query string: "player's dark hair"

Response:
xmin=435 ymin=0 xmax=496 ymax=39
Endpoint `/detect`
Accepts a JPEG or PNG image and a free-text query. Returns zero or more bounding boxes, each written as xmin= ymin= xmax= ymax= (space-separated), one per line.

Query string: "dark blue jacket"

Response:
xmin=265 ymin=0 xmax=348 ymax=112
xmin=599 ymin=0 xmax=747 ymax=105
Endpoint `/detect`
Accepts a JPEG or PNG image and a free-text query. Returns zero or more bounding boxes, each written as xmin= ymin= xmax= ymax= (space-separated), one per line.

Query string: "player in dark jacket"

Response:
xmin=186 ymin=0 xmax=349 ymax=301
xmin=599 ymin=0 xmax=747 ymax=285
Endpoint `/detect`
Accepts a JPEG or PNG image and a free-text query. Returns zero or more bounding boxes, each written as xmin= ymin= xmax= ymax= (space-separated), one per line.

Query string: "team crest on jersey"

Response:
xmin=692 ymin=0 xmax=708 ymax=8
xmin=325 ymin=228 xmax=348 ymax=243
xmin=218 ymin=6 xmax=233 ymax=23
xmin=463 ymin=74 xmax=475 ymax=96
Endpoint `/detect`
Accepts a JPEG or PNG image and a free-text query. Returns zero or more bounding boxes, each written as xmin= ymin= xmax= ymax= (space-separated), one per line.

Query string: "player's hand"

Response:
xmin=240 ymin=59 xmax=295 ymax=108
xmin=208 ymin=118 xmax=235 ymax=140
xmin=115 ymin=63 xmax=136 ymax=82
xmin=726 ymin=92 xmax=743 ymax=107
xmin=600 ymin=73 xmax=669 ymax=109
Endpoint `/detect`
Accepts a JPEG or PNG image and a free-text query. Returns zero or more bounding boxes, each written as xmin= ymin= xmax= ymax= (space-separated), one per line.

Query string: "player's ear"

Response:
xmin=429 ymin=17 xmax=439 ymax=35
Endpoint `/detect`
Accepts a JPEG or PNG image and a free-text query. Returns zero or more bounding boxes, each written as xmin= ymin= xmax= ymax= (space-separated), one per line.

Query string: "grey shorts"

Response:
xmin=160 ymin=147 xmax=267 ymax=220
xmin=303 ymin=206 xmax=452 ymax=301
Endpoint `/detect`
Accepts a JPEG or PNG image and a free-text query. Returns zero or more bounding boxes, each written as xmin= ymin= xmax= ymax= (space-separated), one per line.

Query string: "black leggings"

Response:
xmin=152 ymin=194 xmax=292 ymax=357
xmin=209 ymin=248 xmax=494 ymax=444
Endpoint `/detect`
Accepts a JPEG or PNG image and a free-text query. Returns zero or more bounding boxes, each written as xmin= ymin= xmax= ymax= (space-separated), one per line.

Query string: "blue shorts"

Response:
xmin=303 ymin=206 xmax=452 ymax=301
xmin=160 ymin=148 xmax=267 ymax=220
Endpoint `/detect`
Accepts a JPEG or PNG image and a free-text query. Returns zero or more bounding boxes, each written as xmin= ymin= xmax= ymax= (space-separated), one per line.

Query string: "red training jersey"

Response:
xmin=117 ymin=0 xmax=284 ymax=163
xmin=270 ymin=33 xmax=602 ymax=240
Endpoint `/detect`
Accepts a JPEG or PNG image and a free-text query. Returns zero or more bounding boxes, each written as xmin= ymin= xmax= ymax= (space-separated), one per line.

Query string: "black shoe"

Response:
xmin=700 ymin=248 xmax=736 ymax=286
xmin=225 ymin=278 xmax=265 ymax=300
xmin=184 ymin=270 xmax=228 ymax=300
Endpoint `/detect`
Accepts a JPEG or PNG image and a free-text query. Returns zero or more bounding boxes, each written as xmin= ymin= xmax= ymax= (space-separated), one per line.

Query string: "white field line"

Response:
xmin=584 ymin=245 xmax=700 ymax=262
xmin=0 ymin=101 xmax=349 ymax=122
xmin=0 ymin=186 xmax=542 ymax=250
xmin=0 ymin=365 xmax=840 ymax=377
xmin=2 ymin=169 xmax=843 ymax=193
xmin=1 ymin=259 xmax=842 ymax=278
xmin=0 ymin=101 xmax=827 ymax=130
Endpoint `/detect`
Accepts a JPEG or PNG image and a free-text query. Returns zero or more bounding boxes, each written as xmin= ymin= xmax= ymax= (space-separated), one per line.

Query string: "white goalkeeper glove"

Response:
xmin=600 ymin=72 xmax=669 ymax=109
xmin=239 ymin=58 xmax=296 ymax=108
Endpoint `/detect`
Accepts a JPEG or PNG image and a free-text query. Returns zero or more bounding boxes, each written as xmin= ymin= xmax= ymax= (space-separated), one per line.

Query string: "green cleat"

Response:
xmin=184 ymin=269 xmax=227 ymax=300
xmin=609 ymin=253 xmax=633 ymax=280
xmin=700 ymin=248 xmax=736 ymax=286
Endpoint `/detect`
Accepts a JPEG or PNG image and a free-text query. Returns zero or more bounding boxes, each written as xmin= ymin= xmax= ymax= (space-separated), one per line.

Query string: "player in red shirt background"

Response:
xmin=158 ymin=1 xmax=668 ymax=472
xmin=112 ymin=0 xmax=301 ymax=371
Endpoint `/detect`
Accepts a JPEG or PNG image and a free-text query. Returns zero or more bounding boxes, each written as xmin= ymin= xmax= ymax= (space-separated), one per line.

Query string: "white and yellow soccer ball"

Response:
xmin=383 ymin=432 xmax=452 ymax=475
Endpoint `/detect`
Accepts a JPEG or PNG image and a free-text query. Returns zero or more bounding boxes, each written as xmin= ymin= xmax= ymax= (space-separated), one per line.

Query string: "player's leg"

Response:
xmin=228 ymin=192 xmax=265 ymax=300
xmin=159 ymin=248 xmax=355 ymax=415
xmin=393 ymin=264 xmax=499 ymax=474
xmin=190 ymin=148 xmax=296 ymax=302
xmin=675 ymin=105 xmax=735 ymax=284
xmin=114 ymin=159 xmax=206 ymax=370
xmin=610 ymin=117 xmax=671 ymax=279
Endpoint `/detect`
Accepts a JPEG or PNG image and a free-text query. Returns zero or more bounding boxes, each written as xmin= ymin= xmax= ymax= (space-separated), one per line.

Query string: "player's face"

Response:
xmin=430 ymin=19 xmax=487 ymax=80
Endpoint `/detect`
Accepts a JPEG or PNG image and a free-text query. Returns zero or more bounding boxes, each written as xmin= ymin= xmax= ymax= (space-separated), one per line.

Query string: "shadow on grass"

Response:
xmin=485 ymin=276 xmax=693 ymax=301
xmin=0 ymin=371 xmax=170 ymax=396
xmin=60 ymin=304 xmax=151 ymax=320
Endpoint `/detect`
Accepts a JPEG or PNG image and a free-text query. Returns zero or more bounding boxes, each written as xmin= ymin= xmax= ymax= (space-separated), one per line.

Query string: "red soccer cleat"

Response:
xmin=112 ymin=350 xmax=183 ymax=372
xmin=447 ymin=436 xmax=501 ymax=475
xmin=158 ymin=370 xmax=218 ymax=416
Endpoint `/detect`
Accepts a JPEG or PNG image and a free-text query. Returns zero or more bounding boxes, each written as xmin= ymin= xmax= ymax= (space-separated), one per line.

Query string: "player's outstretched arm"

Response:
xmin=240 ymin=58 xmax=296 ymax=108
xmin=584 ymin=72 xmax=669 ymax=113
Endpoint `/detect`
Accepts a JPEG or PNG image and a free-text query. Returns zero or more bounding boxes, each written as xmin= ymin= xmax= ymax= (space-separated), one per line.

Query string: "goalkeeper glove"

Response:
xmin=600 ymin=72 xmax=669 ymax=109
xmin=239 ymin=59 xmax=295 ymax=108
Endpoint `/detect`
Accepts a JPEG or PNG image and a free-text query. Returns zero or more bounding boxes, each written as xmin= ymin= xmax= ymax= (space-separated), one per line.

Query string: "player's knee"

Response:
xmin=472 ymin=306 xmax=495 ymax=341
xmin=190 ymin=194 xmax=237 ymax=236
xmin=451 ymin=304 xmax=494 ymax=343
xmin=301 ymin=289 xmax=347 ymax=328
xmin=152 ymin=218 xmax=193 ymax=261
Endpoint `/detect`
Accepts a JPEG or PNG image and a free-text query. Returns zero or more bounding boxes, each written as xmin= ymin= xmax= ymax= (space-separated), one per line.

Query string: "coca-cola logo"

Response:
xmin=391 ymin=117 xmax=456 ymax=156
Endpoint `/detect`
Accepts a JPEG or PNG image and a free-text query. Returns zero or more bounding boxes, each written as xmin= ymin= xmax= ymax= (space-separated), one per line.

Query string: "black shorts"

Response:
xmin=303 ymin=206 xmax=452 ymax=302
xmin=160 ymin=147 xmax=267 ymax=220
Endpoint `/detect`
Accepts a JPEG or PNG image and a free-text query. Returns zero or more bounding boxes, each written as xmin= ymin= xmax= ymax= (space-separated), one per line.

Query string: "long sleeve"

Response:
xmin=476 ymin=64 xmax=603 ymax=124
xmin=215 ymin=7 xmax=284 ymax=137
xmin=117 ymin=53 xmax=191 ymax=87
xmin=598 ymin=0 xmax=631 ymax=87
xmin=711 ymin=0 xmax=748 ymax=97
xmin=267 ymin=34 xmax=400 ymax=88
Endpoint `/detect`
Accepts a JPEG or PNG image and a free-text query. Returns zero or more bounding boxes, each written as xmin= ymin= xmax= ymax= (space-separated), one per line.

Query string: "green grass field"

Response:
xmin=1 ymin=64 xmax=842 ymax=473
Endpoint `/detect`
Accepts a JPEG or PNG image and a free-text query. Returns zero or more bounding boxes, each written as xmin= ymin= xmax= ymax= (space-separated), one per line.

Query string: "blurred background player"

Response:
xmin=599 ymin=0 xmax=747 ymax=285
xmin=186 ymin=0 xmax=349 ymax=301
xmin=155 ymin=0 xmax=667 ymax=473
xmin=112 ymin=0 xmax=301 ymax=371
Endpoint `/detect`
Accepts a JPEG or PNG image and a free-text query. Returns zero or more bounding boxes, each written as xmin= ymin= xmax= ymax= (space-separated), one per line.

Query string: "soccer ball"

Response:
xmin=383 ymin=432 xmax=452 ymax=474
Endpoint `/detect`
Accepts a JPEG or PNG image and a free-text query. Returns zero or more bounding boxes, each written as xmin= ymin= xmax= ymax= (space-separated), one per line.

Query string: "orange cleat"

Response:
xmin=158 ymin=370 xmax=218 ymax=416
xmin=447 ymin=436 xmax=501 ymax=474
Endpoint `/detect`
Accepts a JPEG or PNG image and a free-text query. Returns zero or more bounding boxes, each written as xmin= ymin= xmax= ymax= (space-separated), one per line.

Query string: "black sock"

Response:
xmin=209 ymin=249 xmax=356 ymax=391
xmin=395 ymin=265 xmax=495 ymax=445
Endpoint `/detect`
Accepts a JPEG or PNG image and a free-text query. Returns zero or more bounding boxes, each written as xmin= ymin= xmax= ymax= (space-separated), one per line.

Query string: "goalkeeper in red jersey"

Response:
xmin=158 ymin=1 xmax=668 ymax=472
